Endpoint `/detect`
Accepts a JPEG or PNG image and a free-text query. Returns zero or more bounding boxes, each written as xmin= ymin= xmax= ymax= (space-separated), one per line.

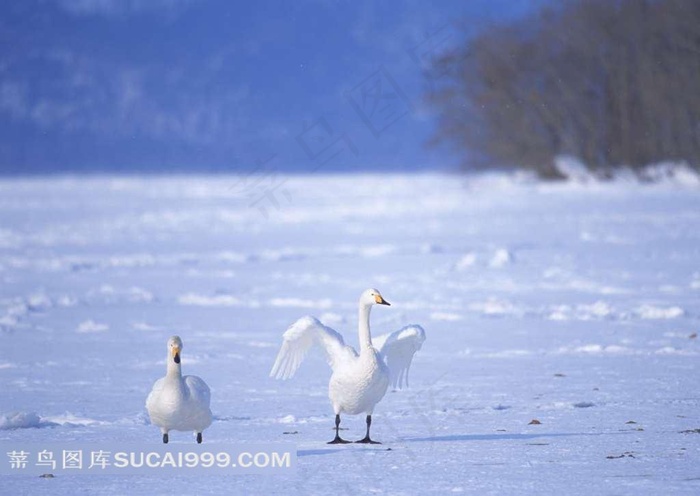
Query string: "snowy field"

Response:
xmin=1 ymin=173 xmax=699 ymax=495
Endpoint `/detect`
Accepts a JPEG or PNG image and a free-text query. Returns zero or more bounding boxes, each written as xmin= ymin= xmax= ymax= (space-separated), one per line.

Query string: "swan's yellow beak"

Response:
xmin=172 ymin=346 xmax=181 ymax=364
xmin=375 ymin=294 xmax=391 ymax=306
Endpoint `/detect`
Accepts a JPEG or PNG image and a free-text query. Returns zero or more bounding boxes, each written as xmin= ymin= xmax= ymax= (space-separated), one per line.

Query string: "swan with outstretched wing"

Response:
xmin=270 ymin=289 xmax=426 ymax=444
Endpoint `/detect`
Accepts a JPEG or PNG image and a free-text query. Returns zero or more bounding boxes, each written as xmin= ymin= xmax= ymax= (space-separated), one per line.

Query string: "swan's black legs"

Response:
xmin=355 ymin=415 xmax=381 ymax=444
xmin=328 ymin=414 xmax=350 ymax=444
xmin=162 ymin=433 xmax=169 ymax=444
xmin=196 ymin=432 xmax=202 ymax=444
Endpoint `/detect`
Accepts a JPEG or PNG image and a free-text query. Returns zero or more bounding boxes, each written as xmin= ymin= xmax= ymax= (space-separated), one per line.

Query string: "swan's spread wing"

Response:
xmin=270 ymin=316 xmax=357 ymax=379
xmin=375 ymin=325 xmax=426 ymax=389
xmin=184 ymin=375 xmax=211 ymax=407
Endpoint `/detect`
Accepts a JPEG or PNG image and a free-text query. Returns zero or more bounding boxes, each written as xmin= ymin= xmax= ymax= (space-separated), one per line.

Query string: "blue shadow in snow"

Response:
xmin=299 ymin=447 xmax=388 ymax=457
xmin=405 ymin=431 xmax=627 ymax=443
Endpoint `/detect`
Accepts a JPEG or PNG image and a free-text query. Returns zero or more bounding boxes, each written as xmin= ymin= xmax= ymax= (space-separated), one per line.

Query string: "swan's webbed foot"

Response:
xmin=328 ymin=414 xmax=350 ymax=444
xmin=355 ymin=436 xmax=381 ymax=444
xmin=355 ymin=414 xmax=381 ymax=444
xmin=162 ymin=433 xmax=169 ymax=444
xmin=328 ymin=435 xmax=351 ymax=444
xmin=196 ymin=432 xmax=202 ymax=444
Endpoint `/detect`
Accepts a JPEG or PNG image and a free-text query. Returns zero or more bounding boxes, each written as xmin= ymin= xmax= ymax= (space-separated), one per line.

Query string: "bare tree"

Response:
xmin=429 ymin=0 xmax=700 ymax=177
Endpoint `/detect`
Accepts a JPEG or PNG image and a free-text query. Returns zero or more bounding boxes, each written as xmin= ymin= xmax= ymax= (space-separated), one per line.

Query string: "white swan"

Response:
xmin=270 ymin=288 xmax=426 ymax=444
xmin=146 ymin=336 xmax=213 ymax=443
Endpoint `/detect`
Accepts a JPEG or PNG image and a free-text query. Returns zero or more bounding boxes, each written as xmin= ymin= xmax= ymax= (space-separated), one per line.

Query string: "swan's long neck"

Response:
xmin=166 ymin=354 xmax=182 ymax=380
xmin=358 ymin=303 xmax=373 ymax=352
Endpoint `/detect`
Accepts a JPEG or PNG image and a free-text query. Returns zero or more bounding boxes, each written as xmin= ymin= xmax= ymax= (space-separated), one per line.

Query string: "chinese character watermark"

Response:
xmin=346 ymin=67 xmax=412 ymax=138
xmin=229 ymin=154 xmax=293 ymax=219
xmin=36 ymin=449 xmax=56 ymax=470
xmin=407 ymin=22 xmax=455 ymax=74
xmin=89 ymin=450 xmax=111 ymax=469
xmin=7 ymin=450 xmax=29 ymax=469
xmin=62 ymin=449 xmax=83 ymax=469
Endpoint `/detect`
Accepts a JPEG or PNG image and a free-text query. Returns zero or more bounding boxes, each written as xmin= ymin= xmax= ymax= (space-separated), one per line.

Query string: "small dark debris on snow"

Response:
xmin=528 ymin=419 xmax=542 ymax=425
xmin=386 ymin=448 xmax=392 ymax=451
xmin=607 ymin=452 xmax=636 ymax=459
xmin=689 ymin=332 xmax=697 ymax=339
xmin=39 ymin=474 xmax=55 ymax=478
xmin=625 ymin=420 xmax=637 ymax=424
xmin=592 ymin=387 xmax=600 ymax=391
xmin=496 ymin=429 xmax=507 ymax=432
xmin=283 ymin=431 xmax=298 ymax=435
xmin=554 ymin=373 xmax=566 ymax=377
xmin=573 ymin=401 xmax=595 ymax=408
xmin=680 ymin=429 xmax=700 ymax=434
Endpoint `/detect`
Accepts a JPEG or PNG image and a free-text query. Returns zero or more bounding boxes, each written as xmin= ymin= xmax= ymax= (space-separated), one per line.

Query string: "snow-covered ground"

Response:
xmin=1 ymin=173 xmax=699 ymax=495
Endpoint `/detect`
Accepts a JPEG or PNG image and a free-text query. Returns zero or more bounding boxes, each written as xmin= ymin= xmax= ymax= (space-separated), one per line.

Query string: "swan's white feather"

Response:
xmin=374 ymin=325 xmax=426 ymax=389
xmin=270 ymin=316 xmax=357 ymax=379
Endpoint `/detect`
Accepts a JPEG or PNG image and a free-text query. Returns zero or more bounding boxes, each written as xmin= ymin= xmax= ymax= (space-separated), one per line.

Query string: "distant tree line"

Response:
xmin=430 ymin=0 xmax=700 ymax=177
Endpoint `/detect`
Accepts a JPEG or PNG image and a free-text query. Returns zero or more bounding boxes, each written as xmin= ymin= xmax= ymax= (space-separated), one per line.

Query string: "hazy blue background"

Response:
xmin=0 ymin=0 xmax=543 ymax=174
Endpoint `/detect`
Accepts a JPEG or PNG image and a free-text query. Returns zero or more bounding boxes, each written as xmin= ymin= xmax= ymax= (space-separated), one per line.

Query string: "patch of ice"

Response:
xmin=547 ymin=305 xmax=572 ymax=321
xmin=577 ymin=301 xmax=615 ymax=320
xmin=430 ymin=312 xmax=462 ymax=322
xmin=92 ymin=284 xmax=154 ymax=303
xmin=42 ymin=412 xmax=110 ymax=427
xmin=455 ymin=253 xmax=477 ymax=271
xmin=654 ymin=347 xmax=697 ymax=356
xmin=278 ymin=414 xmax=296 ymax=424
xmin=269 ymin=298 xmax=332 ymax=309
xmin=216 ymin=251 xmax=250 ymax=264
xmin=127 ymin=287 xmax=155 ymax=302
xmin=56 ymin=295 xmax=78 ymax=307
xmin=109 ymin=254 xmax=156 ymax=268
xmin=469 ymin=299 xmax=519 ymax=316
xmin=360 ymin=244 xmax=396 ymax=258
xmin=246 ymin=341 xmax=276 ymax=349
xmin=132 ymin=321 xmax=163 ymax=331
xmin=547 ymin=302 xmax=616 ymax=321
xmin=555 ymin=344 xmax=638 ymax=355
xmin=639 ymin=161 xmax=700 ymax=186
xmin=0 ymin=411 xmax=53 ymax=430
xmin=482 ymin=349 xmax=532 ymax=358
xmin=489 ymin=249 xmax=513 ymax=268
xmin=636 ymin=305 xmax=684 ymax=319
xmin=76 ymin=319 xmax=109 ymax=333
xmin=178 ymin=293 xmax=242 ymax=306
xmin=554 ymin=155 xmax=596 ymax=183
xmin=27 ymin=293 xmax=52 ymax=311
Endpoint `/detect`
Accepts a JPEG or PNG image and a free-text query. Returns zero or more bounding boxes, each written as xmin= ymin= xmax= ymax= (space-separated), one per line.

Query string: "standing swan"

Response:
xmin=146 ymin=336 xmax=213 ymax=443
xmin=270 ymin=289 xmax=426 ymax=444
